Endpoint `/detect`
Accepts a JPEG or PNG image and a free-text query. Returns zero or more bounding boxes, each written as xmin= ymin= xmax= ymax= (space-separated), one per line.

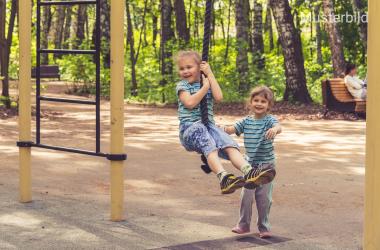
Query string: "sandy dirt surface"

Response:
xmin=0 ymin=82 xmax=365 ymax=249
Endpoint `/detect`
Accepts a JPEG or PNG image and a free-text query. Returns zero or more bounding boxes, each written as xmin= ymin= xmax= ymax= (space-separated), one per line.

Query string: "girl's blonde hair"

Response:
xmin=248 ymin=86 xmax=275 ymax=110
xmin=174 ymin=50 xmax=201 ymax=66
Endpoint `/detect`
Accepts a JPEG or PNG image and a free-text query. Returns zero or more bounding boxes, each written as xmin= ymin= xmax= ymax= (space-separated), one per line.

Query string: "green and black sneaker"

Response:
xmin=220 ymin=174 xmax=245 ymax=194
xmin=244 ymin=166 xmax=276 ymax=189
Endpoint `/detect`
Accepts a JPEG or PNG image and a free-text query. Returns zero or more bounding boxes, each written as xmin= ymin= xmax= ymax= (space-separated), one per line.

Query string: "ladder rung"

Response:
xmin=39 ymin=0 xmax=97 ymax=6
xmin=39 ymin=96 xmax=96 ymax=105
xmin=38 ymin=49 xmax=96 ymax=55
xmin=33 ymin=143 xmax=106 ymax=157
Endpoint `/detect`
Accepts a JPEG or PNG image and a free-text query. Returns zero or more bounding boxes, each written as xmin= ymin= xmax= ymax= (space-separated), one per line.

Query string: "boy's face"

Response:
xmin=178 ymin=57 xmax=200 ymax=83
xmin=250 ymin=94 xmax=269 ymax=116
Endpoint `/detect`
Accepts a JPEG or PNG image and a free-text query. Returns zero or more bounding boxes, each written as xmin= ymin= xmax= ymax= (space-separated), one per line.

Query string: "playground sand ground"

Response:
xmin=0 ymin=83 xmax=365 ymax=249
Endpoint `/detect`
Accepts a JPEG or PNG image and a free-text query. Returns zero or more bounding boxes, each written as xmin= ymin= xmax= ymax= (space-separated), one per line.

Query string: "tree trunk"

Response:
xmin=160 ymin=0 xmax=175 ymax=102
xmin=74 ymin=5 xmax=87 ymax=49
xmin=211 ymin=6 xmax=216 ymax=49
xmin=0 ymin=0 xmax=7 ymax=101
xmin=219 ymin=0 xmax=225 ymax=41
xmin=152 ymin=12 xmax=158 ymax=50
xmin=265 ymin=3 xmax=274 ymax=51
xmin=53 ymin=6 xmax=66 ymax=59
xmin=0 ymin=0 xmax=6 ymax=81
xmin=224 ymin=0 xmax=232 ymax=63
xmin=269 ymin=0 xmax=312 ymax=103
xmin=309 ymin=2 xmax=313 ymax=58
xmin=41 ymin=6 xmax=52 ymax=65
xmin=142 ymin=0 xmax=149 ymax=47
xmin=100 ymin=0 xmax=110 ymax=68
xmin=126 ymin=0 xmax=137 ymax=96
xmin=252 ymin=0 xmax=265 ymax=69
xmin=188 ymin=0 xmax=192 ymax=30
xmin=193 ymin=0 xmax=199 ymax=48
xmin=322 ymin=0 xmax=345 ymax=77
xmin=0 ymin=0 xmax=17 ymax=107
xmin=351 ymin=0 xmax=367 ymax=52
xmin=135 ymin=0 xmax=148 ymax=60
xmin=63 ymin=7 xmax=72 ymax=49
xmin=235 ymin=0 xmax=250 ymax=93
xmin=174 ymin=0 xmax=189 ymax=46
xmin=315 ymin=3 xmax=323 ymax=65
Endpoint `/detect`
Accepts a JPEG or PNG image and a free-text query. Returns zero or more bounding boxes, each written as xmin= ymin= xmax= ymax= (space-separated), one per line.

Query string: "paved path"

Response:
xmin=0 ymin=91 xmax=365 ymax=249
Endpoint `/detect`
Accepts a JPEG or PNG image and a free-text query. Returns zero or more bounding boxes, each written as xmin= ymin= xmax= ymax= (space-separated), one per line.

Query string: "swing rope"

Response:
xmin=199 ymin=0 xmax=213 ymax=126
xmin=199 ymin=0 xmax=213 ymax=174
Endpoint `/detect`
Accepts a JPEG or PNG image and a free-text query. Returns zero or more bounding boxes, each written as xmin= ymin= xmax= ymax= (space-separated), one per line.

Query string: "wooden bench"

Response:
xmin=322 ymin=78 xmax=366 ymax=116
xmin=31 ymin=65 xmax=60 ymax=80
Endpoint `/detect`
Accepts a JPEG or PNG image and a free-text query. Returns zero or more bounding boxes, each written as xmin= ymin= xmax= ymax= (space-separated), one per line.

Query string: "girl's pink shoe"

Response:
xmin=231 ymin=226 xmax=250 ymax=234
xmin=259 ymin=231 xmax=272 ymax=238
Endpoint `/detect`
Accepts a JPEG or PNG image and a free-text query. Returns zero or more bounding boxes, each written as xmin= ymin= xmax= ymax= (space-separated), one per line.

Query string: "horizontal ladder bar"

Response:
xmin=38 ymin=49 xmax=96 ymax=55
xmin=39 ymin=1 xmax=97 ymax=6
xmin=39 ymin=96 xmax=96 ymax=105
xmin=33 ymin=143 xmax=106 ymax=157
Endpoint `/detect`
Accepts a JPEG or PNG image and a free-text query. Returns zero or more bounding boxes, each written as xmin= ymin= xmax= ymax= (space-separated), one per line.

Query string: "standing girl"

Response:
xmin=223 ymin=86 xmax=281 ymax=237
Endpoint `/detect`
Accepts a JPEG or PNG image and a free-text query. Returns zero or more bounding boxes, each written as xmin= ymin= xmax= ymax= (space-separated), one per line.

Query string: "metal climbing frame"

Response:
xmin=32 ymin=0 xmax=109 ymax=158
xmin=19 ymin=0 xmax=126 ymax=221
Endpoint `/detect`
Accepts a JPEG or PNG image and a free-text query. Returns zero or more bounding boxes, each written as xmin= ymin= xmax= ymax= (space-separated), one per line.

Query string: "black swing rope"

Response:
xmin=199 ymin=0 xmax=213 ymax=174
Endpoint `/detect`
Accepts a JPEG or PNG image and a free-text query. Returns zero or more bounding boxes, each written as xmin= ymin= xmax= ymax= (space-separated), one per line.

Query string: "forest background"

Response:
xmin=0 ymin=0 xmax=368 ymax=107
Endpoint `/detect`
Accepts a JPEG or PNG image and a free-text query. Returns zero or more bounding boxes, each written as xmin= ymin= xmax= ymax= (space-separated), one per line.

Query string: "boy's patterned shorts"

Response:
xmin=179 ymin=121 xmax=240 ymax=160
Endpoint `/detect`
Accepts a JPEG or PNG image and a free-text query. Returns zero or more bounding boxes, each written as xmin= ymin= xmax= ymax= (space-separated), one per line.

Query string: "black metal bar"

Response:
xmin=17 ymin=141 xmax=34 ymax=147
xmin=106 ymin=154 xmax=127 ymax=161
xmin=95 ymin=0 xmax=101 ymax=153
xmin=39 ymin=0 xmax=97 ymax=6
xmin=33 ymin=143 xmax=107 ymax=157
xmin=38 ymin=49 xmax=96 ymax=55
xmin=36 ymin=0 xmax=41 ymax=144
xmin=39 ymin=96 xmax=96 ymax=105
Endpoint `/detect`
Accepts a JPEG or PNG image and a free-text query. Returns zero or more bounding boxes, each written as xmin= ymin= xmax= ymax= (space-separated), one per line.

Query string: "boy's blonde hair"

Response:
xmin=248 ymin=86 xmax=275 ymax=109
xmin=174 ymin=50 xmax=201 ymax=66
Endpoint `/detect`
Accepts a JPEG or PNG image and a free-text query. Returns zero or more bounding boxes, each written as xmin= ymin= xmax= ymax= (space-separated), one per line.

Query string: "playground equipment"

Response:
xmin=198 ymin=0 xmax=213 ymax=174
xmin=16 ymin=0 xmax=380 ymax=247
xmin=18 ymin=0 xmax=126 ymax=221
xmin=365 ymin=1 xmax=380 ymax=248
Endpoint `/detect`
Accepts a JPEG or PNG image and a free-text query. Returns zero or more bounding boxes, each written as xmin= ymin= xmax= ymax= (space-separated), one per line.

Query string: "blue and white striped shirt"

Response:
xmin=176 ymin=80 xmax=215 ymax=125
xmin=234 ymin=115 xmax=278 ymax=164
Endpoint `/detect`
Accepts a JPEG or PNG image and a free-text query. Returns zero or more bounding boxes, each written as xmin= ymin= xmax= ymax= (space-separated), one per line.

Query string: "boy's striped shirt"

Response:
xmin=234 ymin=115 xmax=278 ymax=164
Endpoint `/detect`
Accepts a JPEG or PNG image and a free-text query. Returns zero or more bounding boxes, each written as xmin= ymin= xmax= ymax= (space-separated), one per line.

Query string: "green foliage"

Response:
xmin=56 ymin=40 xmax=111 ymax=96
xmin=5 ymin=0 xmax=368 ymax=106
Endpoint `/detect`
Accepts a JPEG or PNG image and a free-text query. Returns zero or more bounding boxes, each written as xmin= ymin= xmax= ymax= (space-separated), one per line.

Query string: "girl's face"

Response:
xmin=350 ymin=67 xmax=357 ymax=76
xmin=178 ymin=56 xmax=200 ymax=83
xmin=250 ymin=94 xmax=269 ymax=117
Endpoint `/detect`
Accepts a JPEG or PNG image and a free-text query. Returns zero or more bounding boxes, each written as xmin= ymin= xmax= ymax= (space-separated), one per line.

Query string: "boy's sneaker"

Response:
xmin=244 ymin=165 xmax=276 ymax=189
xmin=220 ymin=174 xmax=245 ymax=194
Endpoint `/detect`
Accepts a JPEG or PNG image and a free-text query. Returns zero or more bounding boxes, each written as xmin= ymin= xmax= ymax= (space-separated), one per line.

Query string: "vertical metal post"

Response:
xmin=19 ymin=0 xmax=32 ymax=202
xmin=95 ymin=0 xmax=101 ymax=153
xmin=110 ymin=0 xmax=125 ymax=221
xmin=36 ymin=0 xmax=41 ymax=144
xmin=365 ymin=1 xmax=380 ymax=248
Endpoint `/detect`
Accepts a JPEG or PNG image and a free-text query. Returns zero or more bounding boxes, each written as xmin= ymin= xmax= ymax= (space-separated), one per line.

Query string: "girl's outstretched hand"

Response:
xmin=265 ymin=127 xmax=278 ymax=140
xmin=200 ymin=61 xmax=212 ymax=76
